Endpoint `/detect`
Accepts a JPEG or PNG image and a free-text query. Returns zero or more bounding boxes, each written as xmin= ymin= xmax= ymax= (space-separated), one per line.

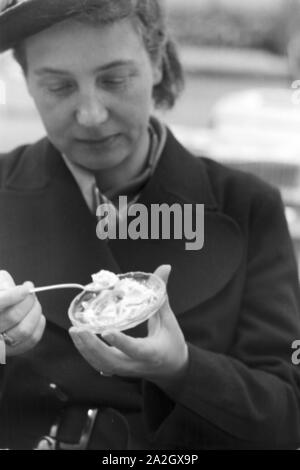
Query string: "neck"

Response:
xmin=94 ymin=131 xmax=150 ymax=194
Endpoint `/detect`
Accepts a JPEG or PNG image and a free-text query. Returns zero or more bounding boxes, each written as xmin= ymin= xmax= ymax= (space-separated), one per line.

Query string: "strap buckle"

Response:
xmin=35 ymin=408 xmax=98 ymax=450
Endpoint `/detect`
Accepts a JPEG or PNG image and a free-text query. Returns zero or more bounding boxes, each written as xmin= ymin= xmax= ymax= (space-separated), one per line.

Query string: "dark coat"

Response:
xmin=0 ymin=129 xmax=300 ymax=449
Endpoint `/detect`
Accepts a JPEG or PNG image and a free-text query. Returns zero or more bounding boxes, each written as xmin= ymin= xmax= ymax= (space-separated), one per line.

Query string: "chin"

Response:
xmin=71 ymin=149 xmax=128 ymax=172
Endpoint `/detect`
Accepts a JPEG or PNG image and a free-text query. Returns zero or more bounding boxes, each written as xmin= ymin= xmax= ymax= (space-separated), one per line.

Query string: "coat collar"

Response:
xmin=4 ymin=137 xmax=69 ymax=191
xmin=139 ymin=128 xmax=219 ymax=211
xmin=107 ymin=129 xmax=245 ymax=315
xmin=4 ymin=130 xmax=219 ymax=211
xmin=1 ymin=130 xmax=244 ymax=324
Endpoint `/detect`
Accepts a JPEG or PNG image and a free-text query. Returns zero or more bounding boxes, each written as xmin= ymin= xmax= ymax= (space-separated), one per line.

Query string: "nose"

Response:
xmin=75 ymin=92 xmax=109 ymax=127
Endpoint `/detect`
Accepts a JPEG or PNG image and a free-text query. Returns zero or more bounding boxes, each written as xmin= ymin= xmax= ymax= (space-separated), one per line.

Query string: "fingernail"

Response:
xmin=70 ymin=327 xmax=81 ymax=335
xmin=102 ymin=333 xmax=115 ymax=343
xmin=69 ymin=329 xmax=82 ymax=343
xmin=23 ymin=281 xmax=34 ymax=290
xmin=70 ymin=327 xmax=87 ymax=337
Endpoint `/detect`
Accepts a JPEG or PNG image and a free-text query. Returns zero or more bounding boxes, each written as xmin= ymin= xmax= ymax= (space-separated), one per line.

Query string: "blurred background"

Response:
xmin=1 ymin=0 xmax=300 ymax=266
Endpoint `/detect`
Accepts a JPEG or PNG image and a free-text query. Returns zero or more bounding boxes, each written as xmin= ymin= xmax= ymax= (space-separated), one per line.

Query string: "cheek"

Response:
xmin=34 ymin=97 xmax=73 ymax=136
xmin=118 ymin=81 xmax=153 ymax=125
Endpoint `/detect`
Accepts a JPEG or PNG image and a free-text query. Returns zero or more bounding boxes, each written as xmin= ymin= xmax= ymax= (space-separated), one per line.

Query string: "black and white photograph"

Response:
xmin=0 ymin=0 xmax=300 ymax=452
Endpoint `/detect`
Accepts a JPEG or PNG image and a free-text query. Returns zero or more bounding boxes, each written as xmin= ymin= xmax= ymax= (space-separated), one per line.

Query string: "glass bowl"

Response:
xmin=68 ymin=271 xmax=166 ymax=334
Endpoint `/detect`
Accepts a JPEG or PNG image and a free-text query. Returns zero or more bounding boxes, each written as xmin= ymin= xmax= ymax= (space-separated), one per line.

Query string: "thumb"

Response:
xmin=148 ymin=265 xmax=172 ymax=334
xmin=150 ymin=294 xmax=180 ymax=335
xmin=153 ymin=264 xmax=172 ymax=286
xmin=0 ymin=270 xmax=16 ymax=290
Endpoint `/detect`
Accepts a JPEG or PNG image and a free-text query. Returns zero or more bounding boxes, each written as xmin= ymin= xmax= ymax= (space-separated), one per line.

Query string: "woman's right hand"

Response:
xmin=0 ymin=271 xmax=46 ymax=356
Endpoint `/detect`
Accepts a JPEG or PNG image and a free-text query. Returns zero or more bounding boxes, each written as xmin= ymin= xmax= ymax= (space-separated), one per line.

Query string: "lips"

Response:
xmin=75 ymin=134 xmax=119 ymax=145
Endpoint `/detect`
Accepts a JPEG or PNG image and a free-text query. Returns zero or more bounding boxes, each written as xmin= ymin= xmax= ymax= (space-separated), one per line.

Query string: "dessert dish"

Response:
xmin=68 ymin=270 xmax=166 ymax=333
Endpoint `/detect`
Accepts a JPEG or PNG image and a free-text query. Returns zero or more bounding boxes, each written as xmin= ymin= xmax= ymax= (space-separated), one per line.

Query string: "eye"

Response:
xmin=47 ymin=82 xmax=76 ymax=96
xmin=99 ymin=74 xmax=131 ymax=89
xmin=103 ymin=77 xmax=126 ymax=86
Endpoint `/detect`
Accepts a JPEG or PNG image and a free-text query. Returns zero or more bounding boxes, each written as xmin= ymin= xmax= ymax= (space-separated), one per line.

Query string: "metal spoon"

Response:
xmin=30 ymin=283 xmax=100 ymax=295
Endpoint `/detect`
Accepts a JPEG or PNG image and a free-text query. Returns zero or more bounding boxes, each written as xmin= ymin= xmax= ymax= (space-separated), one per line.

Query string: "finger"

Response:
xmin=156 ymin=295 xmax=179 ymax=327
xmin=151 ymin=265 xmax=172 ymax=326
xmin=148 ymin=295 xmax=178 ymax=336
xmin=3 ymin=299 xmax=42 ymax=345
xmin=7 ymin=314 xmax=46 ymax=356
xmin=102 ymin=331 xmax=153 ymax=361
xmin=0 ymin=282 xmax=33 ymax=311
xmin=0 ymin=270 xmax=16 ymax=290
xmin=30 ymin=313 xmax=46 ymax=344
xmin=69 ymin=328 xmax=133 ymax=374
xmin=69 ymin=328 xmax=118 ymax=369
xmin=70 ymin=329 xmax=151 ymax=378
xmin=27 ymin=313 xmax=46 ymax=347
xmin=153 ymin=264 xmax=172 ymax=286
xmin=0 ymin=287 xmax=36 ymax=332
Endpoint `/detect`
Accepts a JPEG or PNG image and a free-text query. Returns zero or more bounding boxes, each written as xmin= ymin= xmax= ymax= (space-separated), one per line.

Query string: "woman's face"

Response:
xmin=25 ymin=18 xmax=161 ymax=172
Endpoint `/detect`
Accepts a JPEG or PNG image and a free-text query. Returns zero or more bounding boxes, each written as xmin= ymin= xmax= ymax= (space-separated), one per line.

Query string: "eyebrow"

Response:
xmin=34 ymin=60 xmax=137 ymax=76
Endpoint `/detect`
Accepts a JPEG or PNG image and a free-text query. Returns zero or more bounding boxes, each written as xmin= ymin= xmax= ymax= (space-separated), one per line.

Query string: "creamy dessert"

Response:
xmin=68 ymin=270 xmax=166 ymax=333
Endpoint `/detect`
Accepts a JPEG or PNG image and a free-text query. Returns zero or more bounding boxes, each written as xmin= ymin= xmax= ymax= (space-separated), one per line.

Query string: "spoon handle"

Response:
xmin=30 ymin=283 xmax=85 ymax=294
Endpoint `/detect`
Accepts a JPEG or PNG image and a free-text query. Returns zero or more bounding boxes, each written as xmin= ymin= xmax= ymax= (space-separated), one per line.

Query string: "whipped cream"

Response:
xmin=90 ymin=270 xmax=119 ymax=290
xmin=74 ymin=270 xmax=161 ymax=329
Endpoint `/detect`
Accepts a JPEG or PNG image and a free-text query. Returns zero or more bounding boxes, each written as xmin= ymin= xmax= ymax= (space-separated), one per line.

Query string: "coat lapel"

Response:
xmin=0 ymin=131 xmax=244 ymax=327
xmin=109 ymin=130 xmax=244 ymax=315
xmin=0 ymin=139 xmax=121 ymax=329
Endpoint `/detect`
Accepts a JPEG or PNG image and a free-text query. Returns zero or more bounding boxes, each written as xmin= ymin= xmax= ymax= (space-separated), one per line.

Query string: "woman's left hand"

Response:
xmin=69 ymin=265 xmax=189 ymax=392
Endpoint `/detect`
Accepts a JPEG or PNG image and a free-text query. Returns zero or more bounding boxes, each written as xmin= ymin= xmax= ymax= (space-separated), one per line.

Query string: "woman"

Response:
xmin=0 ymin=0 xmax=299 ymax=449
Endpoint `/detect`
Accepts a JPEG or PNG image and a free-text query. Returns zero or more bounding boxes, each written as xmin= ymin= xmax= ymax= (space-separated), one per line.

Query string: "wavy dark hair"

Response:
xmin=13 ymin=0 xmax=184 ymax=109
